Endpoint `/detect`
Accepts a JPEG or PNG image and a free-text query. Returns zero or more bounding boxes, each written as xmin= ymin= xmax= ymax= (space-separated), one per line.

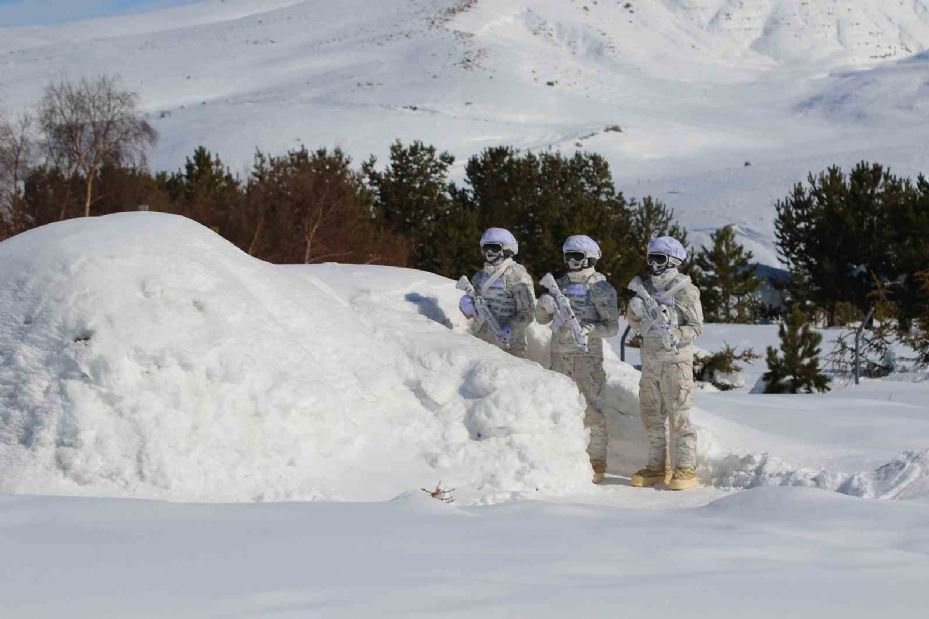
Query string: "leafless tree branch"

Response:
xmin=37 ymin=75 xmax=157 ymax=217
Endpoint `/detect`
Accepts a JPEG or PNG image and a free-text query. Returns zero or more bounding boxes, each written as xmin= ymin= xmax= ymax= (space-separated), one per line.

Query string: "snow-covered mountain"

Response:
xmin=3 ymin=0 xmax=929 ymax=262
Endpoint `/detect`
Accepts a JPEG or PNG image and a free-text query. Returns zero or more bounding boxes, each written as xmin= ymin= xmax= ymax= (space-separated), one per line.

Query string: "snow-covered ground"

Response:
xmin=1 ymin=213 xmax=928 ymax=617
xmin=4 ymin=0 xmax=929 ymax=263
xmin=3 ymin=2 xmax=929 ymax=614
xmin=4 ymin=487 xmax=929 ymax=618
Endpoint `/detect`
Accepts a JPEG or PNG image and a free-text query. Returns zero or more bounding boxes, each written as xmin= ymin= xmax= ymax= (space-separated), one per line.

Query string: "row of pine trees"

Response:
xmin=3 ymin=78 xmax=928 ymax=395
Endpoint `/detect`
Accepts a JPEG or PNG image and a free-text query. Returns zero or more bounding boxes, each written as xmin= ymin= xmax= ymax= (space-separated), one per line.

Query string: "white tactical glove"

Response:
xmin=582 ymin=323 xmax=596 ymax=338
xmin=629 ymin=297 xmax=646 ymax=318
xmin=539 ymin=293 xmax=556 ymax=314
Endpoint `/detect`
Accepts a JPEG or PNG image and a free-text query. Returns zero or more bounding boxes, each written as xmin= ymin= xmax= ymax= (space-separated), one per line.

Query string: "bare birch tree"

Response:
xmin=0 ymin=112 xmax=34 ymax=235
xmin=37 ymin=75 xmax=157 ymax=217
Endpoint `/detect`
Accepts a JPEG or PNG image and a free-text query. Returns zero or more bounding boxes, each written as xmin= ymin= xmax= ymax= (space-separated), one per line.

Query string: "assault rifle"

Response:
xmin=457 ymin=276 xmax=511 ymax=348
xmin=539 ymin=273 xmax=589 ymax=353
xmin=627 ymin=276 xmax=677 ymax=353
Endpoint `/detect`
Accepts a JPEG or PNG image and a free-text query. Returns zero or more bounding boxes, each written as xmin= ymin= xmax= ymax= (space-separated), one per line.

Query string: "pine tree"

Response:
xmin=162 ymin=146 xmax=239 ymax=203
xmin=457 ymin=148 xmax=637 ymax=289
xmin=530 ymin=150 xmax=632 ymax=287
xmin=774 ymin=163 xmax=906 ymax=324
xmin=889 ymin=175 xmax=929 ymax=325
xmin=626 ymin=196 xmax=688 ymax=277
xmin=902 ymin=270 xmax=929 ymax=367
xmin=694 ymin=225 xmax=759 ymax=322
xmin=158 ymin=146 xmax=243 ymax=243
xmin=763 ymin=306 xmax=830 ymax=393
xmin=362 ymin=140 xmax=458 ymax=273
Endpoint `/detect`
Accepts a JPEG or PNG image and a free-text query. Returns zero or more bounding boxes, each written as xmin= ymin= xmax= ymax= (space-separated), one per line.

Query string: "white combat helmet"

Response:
xmin=647 ymin=236 xmax=686 ymax=260
xmin=563 ymin=235 xmax=601 ymax=270
xmin=480 ymin=227 xmax=519 ymax=255
xmin=646 ymin=236 xmax=686 ymax=276
xmin=563 ymin=235 xmax=602 ymax=260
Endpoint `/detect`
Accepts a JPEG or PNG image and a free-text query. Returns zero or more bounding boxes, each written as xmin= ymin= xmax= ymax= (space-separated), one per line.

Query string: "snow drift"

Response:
xmin=0 ymin=213 xmax=592 ymax=502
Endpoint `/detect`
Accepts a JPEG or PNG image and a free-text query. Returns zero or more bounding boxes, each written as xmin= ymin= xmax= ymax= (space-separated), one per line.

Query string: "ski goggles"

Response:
xmin=482 ymin=243 xmax=505 ymax=260
xmin=563 ymin=251 xmax=586 ymax=262
xmin=647 ymin=253 xmax=670 ymax=267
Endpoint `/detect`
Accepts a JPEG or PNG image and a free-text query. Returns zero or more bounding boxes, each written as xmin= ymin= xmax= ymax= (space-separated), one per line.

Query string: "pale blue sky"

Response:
xmin=0 ymin=0 xmax=200 ymax=27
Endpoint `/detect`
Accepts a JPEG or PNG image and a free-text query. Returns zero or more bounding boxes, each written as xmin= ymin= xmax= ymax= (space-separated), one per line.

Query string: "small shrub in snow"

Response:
xmin=695 ymin=344 xmax=760 ymax=391
xmin=832 ymin=301 xmax=861 ymax=327
xmin=763 ymin=306 xmax=830 ymax=394
xmin=827 ymin=289 xmax=899 ymax=378
xmin=421 ymin=482 xmax=455 ymax=504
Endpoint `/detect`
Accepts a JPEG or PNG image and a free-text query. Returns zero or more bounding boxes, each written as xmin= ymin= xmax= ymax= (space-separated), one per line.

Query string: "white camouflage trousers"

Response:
xmin=551 ymin=353 xmax=608 ymax=462
xmin=639 ymin=357 xmax=697 ymax=469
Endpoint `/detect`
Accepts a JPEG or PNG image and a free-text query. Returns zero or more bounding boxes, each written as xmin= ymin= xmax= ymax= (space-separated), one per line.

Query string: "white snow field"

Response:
xmin=4 ymin=0 xmax=929 ymax=263
xmin=1 ymin=213 xmax=929 ymax=617
xmin=3 ymin=487 xmax=929 ymax=619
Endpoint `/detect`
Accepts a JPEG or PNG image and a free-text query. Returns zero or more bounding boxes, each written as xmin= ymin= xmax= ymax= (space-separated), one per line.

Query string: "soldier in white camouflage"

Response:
xmin=535 ymin=235 xmax=619 ymax=483
xmin=458 ymin=228 xmax=536 ymax=358
xmin=626 ymin=236 xmax=704 ymax=491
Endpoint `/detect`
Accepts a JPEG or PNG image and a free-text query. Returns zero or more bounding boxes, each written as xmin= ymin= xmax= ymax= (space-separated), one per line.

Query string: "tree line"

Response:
xmin=0 ymin=76 xmax=689 ymax=294
xmin=1 ymin=76 xmax=928 ymax=368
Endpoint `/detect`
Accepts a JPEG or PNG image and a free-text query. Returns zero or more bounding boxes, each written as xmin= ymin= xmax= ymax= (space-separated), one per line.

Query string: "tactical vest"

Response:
xmin=560 ymin=274 xmax=603 ymax=325
xmin=474 ymin=267 xmax=518 ymax=321
xmin=643 ymin=274 xmax=691 ymax=331
xmin=549 ymin=272 xmax=608 ymax=356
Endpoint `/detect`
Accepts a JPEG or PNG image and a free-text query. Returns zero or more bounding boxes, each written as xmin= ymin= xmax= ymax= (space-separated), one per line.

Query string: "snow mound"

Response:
xmin=0 ymin=213 xmax=591 ymax=502
xmin=703 ymin=449 xmax=929 ymax=501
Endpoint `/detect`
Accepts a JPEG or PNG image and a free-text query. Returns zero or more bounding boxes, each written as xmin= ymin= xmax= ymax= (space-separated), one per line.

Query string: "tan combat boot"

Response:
xmin=630 ymin=466 xmax=671 ymax=487
xmin=668 ymin=467 xmax=700 ymax=491
xmin=591 ymin=459 xmax=607 ymax=484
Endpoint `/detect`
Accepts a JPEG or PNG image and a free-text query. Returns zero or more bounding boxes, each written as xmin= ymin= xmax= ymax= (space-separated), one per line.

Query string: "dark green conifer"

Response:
xmin=694 ymin=225 xmax=759 ymax=322
xmin=763 ymin=306 xmax=830 ymax=393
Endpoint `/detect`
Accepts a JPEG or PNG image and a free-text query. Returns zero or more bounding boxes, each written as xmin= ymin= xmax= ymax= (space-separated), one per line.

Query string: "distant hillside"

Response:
xmin=2 ymin=0 xmax=929 ymax=264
